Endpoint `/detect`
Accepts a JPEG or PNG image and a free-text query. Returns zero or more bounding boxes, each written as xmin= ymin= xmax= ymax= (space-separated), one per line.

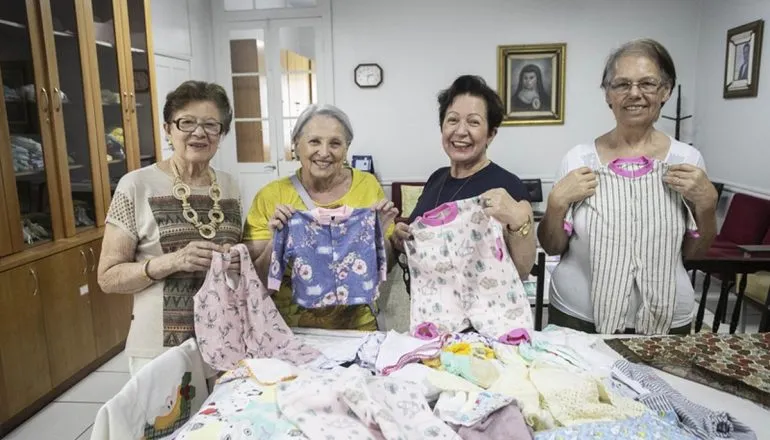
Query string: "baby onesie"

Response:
xmin=269 ymin=206 xmax=387 ymax=309
xmin=405 ymin=197 xmax=533 ymax=338
xmin=564 ymin=157 xmax=698 ymax=334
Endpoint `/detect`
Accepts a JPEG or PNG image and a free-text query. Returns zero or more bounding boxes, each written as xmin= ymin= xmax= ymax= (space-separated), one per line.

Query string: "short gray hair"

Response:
xmin=601 ymin=38 xmax=677 ymax=90
xmin=291 ymin=104 xmax=354 ymax=145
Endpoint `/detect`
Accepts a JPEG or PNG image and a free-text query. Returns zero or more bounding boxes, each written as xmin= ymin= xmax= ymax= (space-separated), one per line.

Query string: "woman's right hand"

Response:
xmin=391 ymin=222 xmax=413 ymax=252
xmin=174 ymin=241 xmax=224 ymax=272
xmin=268 ymin=204 xmax=296 ymax=232
xmin=550 ymin=167 xmax=598 ymax=207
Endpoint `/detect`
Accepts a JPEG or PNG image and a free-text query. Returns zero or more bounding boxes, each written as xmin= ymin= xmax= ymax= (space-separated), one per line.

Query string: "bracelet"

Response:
xmin=507 ymin=215 xmax=533 ymax=237
xmin=142 ymin=259 xmax=158 ymax=282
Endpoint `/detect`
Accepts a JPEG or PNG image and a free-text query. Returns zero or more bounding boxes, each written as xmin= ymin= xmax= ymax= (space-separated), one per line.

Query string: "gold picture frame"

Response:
xmin=723 ymin=19 xmax=764 ymax=99
xmin=498 ymin=43 xmax=566 ymax=126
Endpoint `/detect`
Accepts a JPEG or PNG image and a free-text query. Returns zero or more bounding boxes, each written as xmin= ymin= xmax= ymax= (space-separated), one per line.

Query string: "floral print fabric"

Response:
xmin=269 ymin=207 xmax=387 ymax=309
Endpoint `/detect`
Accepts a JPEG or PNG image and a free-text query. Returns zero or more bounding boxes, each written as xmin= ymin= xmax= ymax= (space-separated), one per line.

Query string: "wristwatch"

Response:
xmin=507 ymin=215 xmax=533 ymax=237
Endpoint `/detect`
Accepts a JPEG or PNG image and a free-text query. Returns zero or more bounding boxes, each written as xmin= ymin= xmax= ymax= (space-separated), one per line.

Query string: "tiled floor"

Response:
xmin=5 ymin=272 xmax=765 ymax=439
xmin=5 ymin=352 xmax=130 ymax=440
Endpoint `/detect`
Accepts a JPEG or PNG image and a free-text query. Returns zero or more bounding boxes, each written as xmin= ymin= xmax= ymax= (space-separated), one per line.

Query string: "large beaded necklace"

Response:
xmin=170 ymin=160 xmax=224 ymax=239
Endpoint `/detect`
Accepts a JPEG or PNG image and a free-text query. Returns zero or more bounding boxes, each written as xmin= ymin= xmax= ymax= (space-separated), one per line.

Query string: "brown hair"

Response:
xmin=162 ymin=80 xmax=233 ymax=135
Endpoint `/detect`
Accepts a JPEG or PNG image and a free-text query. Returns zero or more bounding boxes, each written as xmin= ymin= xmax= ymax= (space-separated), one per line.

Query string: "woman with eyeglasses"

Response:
xmin=98 ymin=81 xmax=243 ymax=376
xmin=538 ymin=39 xmax=717 ymax=335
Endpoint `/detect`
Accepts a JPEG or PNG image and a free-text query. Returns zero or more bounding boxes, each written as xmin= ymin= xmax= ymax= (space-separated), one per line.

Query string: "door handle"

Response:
xmin=40 ymin=87 xmax=49 ymax=114
xmin=123 ymin=91 xmax=129 ymax=113
xmin=265 ymin=165 xmax=277 ymax=171
xmin=53 ymin=87 xmax=62 ymax=111
xmin=89 ymin=247 xmax=96 ymax=272
xmin=80 ymin=250 xmax=88 ymax=275
xmin=29 ymin=268 xmax=39 ymax=296
xmin=130 ymin=92 xmax=135 ymax=113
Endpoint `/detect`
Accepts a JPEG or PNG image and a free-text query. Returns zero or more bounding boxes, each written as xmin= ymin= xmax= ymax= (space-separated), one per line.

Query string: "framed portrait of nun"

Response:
xmin=498 ymin=43 xmax=566 ymax=126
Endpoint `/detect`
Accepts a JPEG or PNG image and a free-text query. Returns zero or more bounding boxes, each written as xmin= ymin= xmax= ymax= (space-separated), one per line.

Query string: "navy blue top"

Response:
xmin=408 ymin=162 xmax=530 ymax=223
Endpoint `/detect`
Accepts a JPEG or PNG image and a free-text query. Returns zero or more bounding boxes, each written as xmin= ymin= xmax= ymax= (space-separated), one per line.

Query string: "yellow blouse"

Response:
xmin=243 ymin=168 xmax=394 ymax=331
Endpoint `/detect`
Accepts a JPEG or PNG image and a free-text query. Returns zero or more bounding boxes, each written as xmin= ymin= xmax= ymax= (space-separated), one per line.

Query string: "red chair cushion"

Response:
xmin=717 ymin=193 xmax=770 ymax=245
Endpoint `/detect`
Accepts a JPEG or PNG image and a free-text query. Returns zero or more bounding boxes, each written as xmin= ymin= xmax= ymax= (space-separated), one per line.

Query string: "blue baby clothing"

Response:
xmin=268 ymin=206 xmax=387 ymax=309
xmin=534 ymin=412 xmax=697 ymax=439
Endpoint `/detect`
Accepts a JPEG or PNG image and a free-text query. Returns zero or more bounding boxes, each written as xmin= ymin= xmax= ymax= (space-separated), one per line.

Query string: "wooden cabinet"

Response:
xmin=37 ymin=246 xmax=97 ymax=386
xmin=0 ymin=263 xmax=53 ymax=419
xmin=0 ymin=0 xmax=158 ymax=434
xmin=88 ymin=239 xmax=132 ymax=357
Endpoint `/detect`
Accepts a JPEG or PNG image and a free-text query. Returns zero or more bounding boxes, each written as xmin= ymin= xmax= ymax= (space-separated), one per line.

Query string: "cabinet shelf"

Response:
xmin=15 ymin=164 xmax=84 ymax=178
xmin=95 ymin=39 xmax=145 ymax=53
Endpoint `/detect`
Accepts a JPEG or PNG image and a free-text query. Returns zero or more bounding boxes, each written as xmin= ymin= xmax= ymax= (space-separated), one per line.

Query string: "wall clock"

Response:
xmin=354 ymin=63 xmax=383 ymax=88
xmin=134 ymin=69 xmax=150 ymax=93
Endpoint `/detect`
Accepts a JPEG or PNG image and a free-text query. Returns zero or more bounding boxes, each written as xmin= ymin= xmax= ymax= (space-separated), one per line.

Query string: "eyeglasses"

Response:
xmin=173 ymin=118 xmax=224 ymax=136
xmin=608 ymin=79 xmax=663 ymax=95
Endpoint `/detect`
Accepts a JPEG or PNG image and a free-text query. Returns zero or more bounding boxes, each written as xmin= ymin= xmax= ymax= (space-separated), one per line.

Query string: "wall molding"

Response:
xmin=718 ymin=179 xmax=770 ymax=200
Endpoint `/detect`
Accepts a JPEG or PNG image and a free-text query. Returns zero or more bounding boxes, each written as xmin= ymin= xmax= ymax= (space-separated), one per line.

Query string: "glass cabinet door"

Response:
xmin=0 ymin=1 xmax=62 ymax=248
xmin=124 ymin=0 xmax=159 ymax=167
xmin=42 ymin=0 xmax=104 ymax=234
xmin=90 ymin=0 xmax=129 ymax=199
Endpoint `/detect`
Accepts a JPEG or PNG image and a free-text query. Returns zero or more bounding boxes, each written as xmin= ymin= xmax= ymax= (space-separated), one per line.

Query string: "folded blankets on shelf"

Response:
xmin=10 ymin=136 xmax=44 ymax=172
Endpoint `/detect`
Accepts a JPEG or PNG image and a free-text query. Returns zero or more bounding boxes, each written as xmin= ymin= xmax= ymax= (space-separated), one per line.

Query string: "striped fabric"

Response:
xmin=565 ymin=160 xmax=696 ymax=334
xmin=613 ymin=360 xmax=757 ymax=440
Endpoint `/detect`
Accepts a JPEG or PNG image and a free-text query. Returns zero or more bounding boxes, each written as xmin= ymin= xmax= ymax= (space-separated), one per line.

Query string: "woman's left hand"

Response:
xmin=222 ymin=244 xmax=241 ymax=273
xmin=663 ymin=164 xmax=718 ymax=210
xmin=480 ymin=188 xmax=531 ymax=231
xmin=372 ymin=199 xmax=400 ymax=230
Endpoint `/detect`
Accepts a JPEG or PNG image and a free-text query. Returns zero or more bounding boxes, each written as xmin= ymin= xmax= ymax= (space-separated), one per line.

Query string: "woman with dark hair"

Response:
xmin=511 ymin=64 xmax=551 ymax=111
xmin=538 ymin=39 xmax=717 ymax=335
xmin=98 ymin=80 xmax=243 ymax=375
xmin=391 ymin=75 xmax=535 ymax=280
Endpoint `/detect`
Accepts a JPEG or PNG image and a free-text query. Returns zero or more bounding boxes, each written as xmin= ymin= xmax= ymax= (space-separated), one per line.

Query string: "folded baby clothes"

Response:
xmin=613 ymin=360 xmax=757 ymax=440
xmin=534 ymin=412 xmax=696 ymax=440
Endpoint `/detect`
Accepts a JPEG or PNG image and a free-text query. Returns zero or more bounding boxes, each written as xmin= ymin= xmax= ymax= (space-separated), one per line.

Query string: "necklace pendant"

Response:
xmin=198 ymin=224 xmax=216 ymax=239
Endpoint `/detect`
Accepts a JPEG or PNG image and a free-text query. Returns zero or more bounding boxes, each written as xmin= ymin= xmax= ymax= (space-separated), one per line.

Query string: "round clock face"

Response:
xmin=354 ymin=64 xmax=383 ymax=88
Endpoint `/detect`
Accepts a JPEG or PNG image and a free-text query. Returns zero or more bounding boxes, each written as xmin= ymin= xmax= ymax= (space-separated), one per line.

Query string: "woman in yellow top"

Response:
xmin=244 ymin=104 xmax=398 ymax=331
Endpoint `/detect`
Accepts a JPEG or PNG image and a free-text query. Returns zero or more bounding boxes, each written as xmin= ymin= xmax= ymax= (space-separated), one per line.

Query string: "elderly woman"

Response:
xmin=538 ymin=39 xmax=718 ymax=335
xmin=392 ymin=75 xmax=536 ymax=280
xmin=244 ymin=104 xmax=397 ymax=331
xmin=98 ymin=81 xmax=242 ymax=375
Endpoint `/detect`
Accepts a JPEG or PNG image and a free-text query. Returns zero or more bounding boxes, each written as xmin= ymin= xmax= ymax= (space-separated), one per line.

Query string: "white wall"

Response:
xmin=694 ymin=0 xmax=770 ymax=198
xmin=152 ymin=0 xmax=216 ymax=81
xmin=331 ymin=0 xmax=701 ymax=183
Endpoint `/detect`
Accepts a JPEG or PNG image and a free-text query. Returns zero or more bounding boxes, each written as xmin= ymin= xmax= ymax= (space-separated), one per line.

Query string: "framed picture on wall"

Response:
xmin=497 ymin=43 xmax=566 ymax=126
xmin=723 ymin=19 xmax=764 ymax=99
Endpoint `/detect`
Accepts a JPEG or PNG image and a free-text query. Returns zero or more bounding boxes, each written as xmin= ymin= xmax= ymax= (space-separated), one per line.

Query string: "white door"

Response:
xmin=216 ymin=17 xmax=329 ymax=217
xmin=154 ymin=56 xmax=191 ymax=160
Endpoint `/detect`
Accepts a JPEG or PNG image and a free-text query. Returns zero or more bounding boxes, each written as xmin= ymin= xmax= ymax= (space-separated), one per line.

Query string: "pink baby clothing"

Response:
xmin=405 ymin=197 xmax=533 ymax=338
xmin=193 ymin=244 xmax=320 ymax=371
xmin=276 ymin=366 xmax=461 ymax=440
xmin=499 ymin=328 xmax=531 ymax=345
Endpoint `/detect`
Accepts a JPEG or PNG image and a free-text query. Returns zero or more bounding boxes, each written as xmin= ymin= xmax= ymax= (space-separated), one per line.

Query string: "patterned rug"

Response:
xmin=607 ymin=332 xmax=770 ymax=408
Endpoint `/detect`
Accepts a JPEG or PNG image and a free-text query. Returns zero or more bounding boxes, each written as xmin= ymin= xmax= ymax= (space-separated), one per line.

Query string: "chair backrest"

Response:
xmin=391 ymin=181 xmax=426 ymax=222
xmin=530 ymin=251 xmax=547 ymax=331
xmin=719 ymin=193 xmax=770 ymax=245
xmin=521 ymin=179 xmax=544 ymax=203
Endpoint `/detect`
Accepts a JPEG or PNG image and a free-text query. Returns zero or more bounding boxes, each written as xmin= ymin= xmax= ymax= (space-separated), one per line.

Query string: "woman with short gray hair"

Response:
xmin=537 ymin=38 xmax=718 ymax=335
xmin=243 ymin=104 xmax=398 ymax=331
